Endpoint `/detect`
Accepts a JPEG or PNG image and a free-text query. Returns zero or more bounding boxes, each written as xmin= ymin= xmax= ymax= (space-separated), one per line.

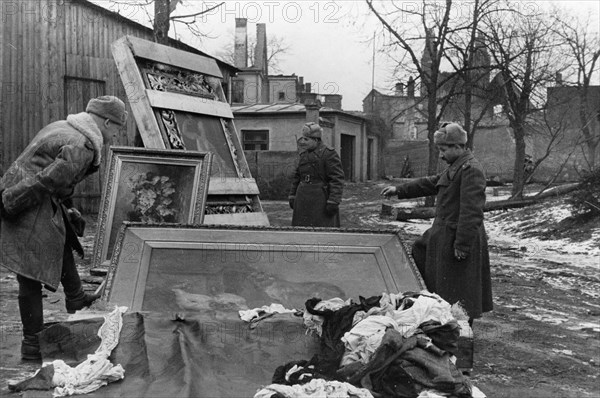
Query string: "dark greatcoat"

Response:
xmin=289 ymin=142 xmax=344 ymax=227
xmin=395 ymin=150 xmax=493 ymax=318
xmin=0 ymin=113 xmax=102 ymax=291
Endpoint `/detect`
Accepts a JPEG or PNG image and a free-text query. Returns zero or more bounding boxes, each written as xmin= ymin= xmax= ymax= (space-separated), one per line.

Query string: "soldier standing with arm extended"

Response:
xmin=381 ymin=123 xmax=493 ymax=326
xmin=0 ymin=96 xmax=128 ymax=360
xmin=289 ymin=122 xmax=345 ymax=227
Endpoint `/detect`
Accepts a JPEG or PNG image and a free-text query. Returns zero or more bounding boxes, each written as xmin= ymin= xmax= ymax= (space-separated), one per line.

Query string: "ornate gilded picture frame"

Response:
xmin=102 ymin=224 xmax=426 ymax=311
xmin=92 ymin=147 xmax=212 ymax=269
xmin=111 ymin=35 xmax=268 ymax=225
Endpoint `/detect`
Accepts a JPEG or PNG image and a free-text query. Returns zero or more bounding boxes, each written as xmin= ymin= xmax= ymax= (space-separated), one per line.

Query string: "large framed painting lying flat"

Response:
xmin=111 ymin=35 xmax=269 ymax=225
xmin=92 ymin=147 xmax=212 ymax=268
xmin=102 ymin=224 xmax=426 ymax=312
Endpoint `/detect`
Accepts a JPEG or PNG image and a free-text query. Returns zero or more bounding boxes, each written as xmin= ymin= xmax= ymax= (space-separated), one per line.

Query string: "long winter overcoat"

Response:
xmin=289 ymin=142 xmax=345 ymax=227
xmin=395 ymin=150 xmax=493 ymax=318
xmin=0 ymin=113 xmax=103 ymax=290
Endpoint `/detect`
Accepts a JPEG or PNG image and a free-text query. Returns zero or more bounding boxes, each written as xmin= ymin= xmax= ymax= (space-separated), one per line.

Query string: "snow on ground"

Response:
xmin=367 ymin=196 xmax=600 ymax=332
xmin=375 ymin=196 xmax=600 ymax=271
xmin=362 ymin=194 xmax=600 ymax=302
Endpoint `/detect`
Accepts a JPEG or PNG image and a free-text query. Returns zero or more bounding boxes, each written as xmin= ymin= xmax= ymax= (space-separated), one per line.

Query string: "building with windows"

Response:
xmin=229 ymin=18 xmax=380 ymax=192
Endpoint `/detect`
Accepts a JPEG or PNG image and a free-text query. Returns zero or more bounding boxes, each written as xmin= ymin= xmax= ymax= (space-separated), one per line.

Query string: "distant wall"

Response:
xmin=244 ymin=150 xmax=297 ymax=200
xmin=473 ymin=126 xmax=515 ymax=181
xmin=384 ymin=126 xmax=517 ymax=181
xmin=384 ymin=141 xmax=429 ymax=178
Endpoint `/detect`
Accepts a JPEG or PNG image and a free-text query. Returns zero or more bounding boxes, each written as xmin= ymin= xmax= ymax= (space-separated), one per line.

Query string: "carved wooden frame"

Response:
xmin=92 ymin=147 xmax=212 ymax=269
xmin=102 ymin=223 xmax=426 ymax=311
xmin=111 ymin=35 xmax=268 ymax=225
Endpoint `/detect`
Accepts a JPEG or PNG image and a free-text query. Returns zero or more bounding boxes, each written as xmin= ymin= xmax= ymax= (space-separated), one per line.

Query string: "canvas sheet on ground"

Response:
xmin=103 ymin=224 xmax=426 ymax=311
xmin=37 ymin=311 xmax=321 ymax=397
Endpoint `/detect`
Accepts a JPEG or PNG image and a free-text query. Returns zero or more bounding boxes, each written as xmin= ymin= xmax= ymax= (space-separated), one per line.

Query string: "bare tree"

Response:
xmin=218 ymin=34 xmax=292 ymax=73
xmin=552 ymin=11 xmax=600 ymax=170
xmin=482 ymin=2 xmax=567 ymax=199
xmin=527 ymin=108 xmax=583 ymax=192
xmin=444 ymin=0 xmax=500 ymax=149
xmin=109 ymin=0 xmax=224 ymax=44
xmin=366 ymin=0 xmax=462 ymax=205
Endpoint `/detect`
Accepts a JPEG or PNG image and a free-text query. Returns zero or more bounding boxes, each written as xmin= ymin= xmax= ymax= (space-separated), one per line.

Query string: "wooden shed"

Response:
xmin=0 ymin=0 xmax=238 ymax=212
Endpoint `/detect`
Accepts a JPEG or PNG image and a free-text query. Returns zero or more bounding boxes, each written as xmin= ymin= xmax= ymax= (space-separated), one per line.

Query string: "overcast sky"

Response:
xmin=95 ymin=0 xmax=600 ymax=111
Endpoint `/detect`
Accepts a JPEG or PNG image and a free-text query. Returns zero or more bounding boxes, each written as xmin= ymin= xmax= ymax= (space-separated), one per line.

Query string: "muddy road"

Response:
xmin=0 ymin=180 xmax=598 ymax=397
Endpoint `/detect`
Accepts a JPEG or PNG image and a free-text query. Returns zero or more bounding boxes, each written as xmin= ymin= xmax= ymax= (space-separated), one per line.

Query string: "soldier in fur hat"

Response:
xmin=0 ymin=95 xmax=128 ymax=360
xmin=289 ymin=122 xmax=345 ymax=227
xmin=381 ymin=122 xmax=493 ymax=325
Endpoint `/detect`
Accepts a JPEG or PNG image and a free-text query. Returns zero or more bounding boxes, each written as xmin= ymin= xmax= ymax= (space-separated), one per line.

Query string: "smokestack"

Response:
xmin=407 ymin=77 xmax=415 ymax=98
xmin=255 ymin=23 xmax=267 ymax=72
xmin=234 ymin=18 xmax=248 ymax=68
xmin=305 ymin=82 xmax=311 ymax=93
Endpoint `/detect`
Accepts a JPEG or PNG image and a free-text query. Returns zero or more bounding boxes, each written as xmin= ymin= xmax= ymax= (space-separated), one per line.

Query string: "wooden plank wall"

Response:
xmin=1 ymin=0 xmax=172 ymax=212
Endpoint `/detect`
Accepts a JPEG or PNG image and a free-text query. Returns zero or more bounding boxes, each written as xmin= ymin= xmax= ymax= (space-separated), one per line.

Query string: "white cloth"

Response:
xmin=416 ymin=386 xmax=486 ymax=397
xmin=239 ymin=303 xmax=297 ymax=322
xmin=340 ymin=292 xmax=455 ymax=367
xmin=366 ymin=292 xmax=455 ymax=337
xmin=303 ymin=297 xmax=352 ymax=337
xmin=254 ymin=378 xmax=374 ymax=398
xmin=50 ymin=306 xmax=128 ymax=397
xmin=340 ymin=315 xmax=399 ymax=366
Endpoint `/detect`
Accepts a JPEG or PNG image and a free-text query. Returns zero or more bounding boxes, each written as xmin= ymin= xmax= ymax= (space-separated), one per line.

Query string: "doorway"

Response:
xmin=340 ymin=134 xmax=355 ymax=182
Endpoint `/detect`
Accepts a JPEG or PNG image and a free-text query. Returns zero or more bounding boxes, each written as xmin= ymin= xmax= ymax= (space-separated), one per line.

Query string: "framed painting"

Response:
xmin=111 ymin=35 xmax=268 ymax=225
xmin=92 ymin=147 xmax=212 ymax=268
xmin=102 ymin=224 xmax=426 ymax=312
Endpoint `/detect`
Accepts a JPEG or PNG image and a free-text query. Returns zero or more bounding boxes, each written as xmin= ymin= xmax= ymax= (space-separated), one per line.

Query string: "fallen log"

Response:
xmin=382 ymin=183 xmax=580 ymax=221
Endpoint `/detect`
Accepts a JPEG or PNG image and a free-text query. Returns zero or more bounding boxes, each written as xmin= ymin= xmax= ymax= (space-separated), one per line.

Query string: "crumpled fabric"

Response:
xmin=418 ymin=385 xmax=487 ymax=397
xmin=51 ymin=306 xmax=128 ymax=396
xmin=272 ymin=360 xmax=333 ymax=386
xmin=339 ymin=293 xmax=457 ymax=369
xmin=340 ymin=315 xmax=399 ymax=367
xmin=304 ymin=296 xmax=382 ymax=376
xmin=239 ymin=303 xmax=297 ymax=322
xmin=254 ymin=378 xmax=374 ymax=398
xmin=303 ymin=297 xmax=351 ymax=337
xmin=365 ymin=292 xmax=455 ymax=337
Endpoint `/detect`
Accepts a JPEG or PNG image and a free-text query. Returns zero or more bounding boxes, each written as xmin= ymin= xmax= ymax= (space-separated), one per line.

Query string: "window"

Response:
xmin=278 ymin=91 xmax=286 ymax=101
xmin=242 ymin=130 xmax=269 ymax=150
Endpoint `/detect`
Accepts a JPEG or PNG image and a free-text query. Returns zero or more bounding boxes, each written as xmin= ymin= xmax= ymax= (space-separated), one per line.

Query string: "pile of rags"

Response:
xmin=255 ymin=291 xmax=475 ymax=398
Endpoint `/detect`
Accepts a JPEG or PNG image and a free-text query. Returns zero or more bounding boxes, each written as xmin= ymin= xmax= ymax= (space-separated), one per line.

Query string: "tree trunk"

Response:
xmin=579 ymin=87 xmax=599 ymax=170
xmin=154 ymin=0 xmax=171 ymax=44
xmin=511 ymin=125 xmax=527 ymax=199
xmin=464 ymin=87 xmax=473 ymax=149
xmin=383 ymin=183 xmax=580 ymax=220
xmin=425 ymin=86 xmax=439 ymax=207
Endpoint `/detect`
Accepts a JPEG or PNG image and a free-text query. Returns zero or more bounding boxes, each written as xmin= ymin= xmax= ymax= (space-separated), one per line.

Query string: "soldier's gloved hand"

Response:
xmin=454 ymin=248 xmax=469 ymax=261
xmin=325 ymin=202 xmax=339 ymax=216
xmin=67 ymin=208 xmax=86 ymax=237
xmin=288 ymin=198 xmax=295 ymax=209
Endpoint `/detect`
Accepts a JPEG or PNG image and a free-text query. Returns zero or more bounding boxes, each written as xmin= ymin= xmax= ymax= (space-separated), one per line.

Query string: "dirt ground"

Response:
xmin=1 ymin=180 xmax=599 ymax=397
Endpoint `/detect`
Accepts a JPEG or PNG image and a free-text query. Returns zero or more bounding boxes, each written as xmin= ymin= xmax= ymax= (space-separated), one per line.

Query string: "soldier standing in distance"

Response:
xmin=289 ymin=122 xmax=345 ymax=227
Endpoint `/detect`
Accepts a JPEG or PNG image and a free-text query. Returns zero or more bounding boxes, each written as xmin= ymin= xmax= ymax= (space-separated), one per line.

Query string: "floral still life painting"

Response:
xmin=92 ymin=146 xmax=212 ymax=269
xmin=127 ymin=172 xmax=179 ymax=223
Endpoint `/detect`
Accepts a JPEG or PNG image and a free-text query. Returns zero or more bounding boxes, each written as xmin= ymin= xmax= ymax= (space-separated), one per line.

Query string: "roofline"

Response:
xmin=232 ymin=105 xmax=369 ymax=121
xmin=81 ymin=0 xmax=239 ymax=73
